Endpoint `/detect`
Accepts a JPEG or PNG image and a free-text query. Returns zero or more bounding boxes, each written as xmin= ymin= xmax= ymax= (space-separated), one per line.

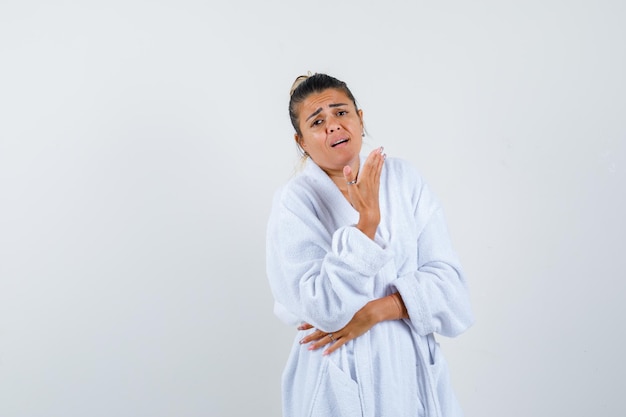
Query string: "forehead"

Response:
xmin=298 ymin=88 xmax=354 ymax=114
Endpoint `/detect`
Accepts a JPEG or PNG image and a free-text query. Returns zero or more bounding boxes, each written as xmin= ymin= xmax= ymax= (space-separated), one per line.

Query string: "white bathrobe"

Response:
xmin=266 ymin=156 xmax=474 ymax=417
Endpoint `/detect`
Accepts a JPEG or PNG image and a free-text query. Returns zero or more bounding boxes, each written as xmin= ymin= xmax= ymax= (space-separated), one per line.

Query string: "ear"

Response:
xmin=294 ymin=133 xmax=306 ymax=149
xmin=358 ymin=109 xmax=364 ymax=129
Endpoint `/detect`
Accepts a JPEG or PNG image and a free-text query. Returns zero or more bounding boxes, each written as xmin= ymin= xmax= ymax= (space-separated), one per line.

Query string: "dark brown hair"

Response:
xmin=288 ymin=73 xmax=358 ymax=137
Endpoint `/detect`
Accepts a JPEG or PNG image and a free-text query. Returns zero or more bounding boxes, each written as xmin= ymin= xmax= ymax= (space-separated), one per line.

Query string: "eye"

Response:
xmin=337 ymin=110 xmax=347 ymax=116
xmin=311 ymin=118 xmax=323 ymax=127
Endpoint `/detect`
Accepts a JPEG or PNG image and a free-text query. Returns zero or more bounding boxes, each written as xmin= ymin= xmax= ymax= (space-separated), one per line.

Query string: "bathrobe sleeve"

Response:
xmin=266 ymin=184 xmax=392 ymax=332
xmin=392 ymin=166 xmax=474 ymax=338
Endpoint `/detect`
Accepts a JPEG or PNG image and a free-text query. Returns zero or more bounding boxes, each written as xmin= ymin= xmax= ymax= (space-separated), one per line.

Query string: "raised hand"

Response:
xmin=343 ymin=147 xmax=386 ymax=239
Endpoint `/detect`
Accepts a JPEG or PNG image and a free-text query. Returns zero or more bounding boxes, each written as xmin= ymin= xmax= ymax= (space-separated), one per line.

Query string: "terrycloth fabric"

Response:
xmin=266 ymin=156 xmax=474 ymax=417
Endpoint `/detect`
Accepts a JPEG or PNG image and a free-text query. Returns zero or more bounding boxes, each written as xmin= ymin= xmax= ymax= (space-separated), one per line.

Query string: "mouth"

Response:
xmin=331 ymin=138 xmax=349 ymax=147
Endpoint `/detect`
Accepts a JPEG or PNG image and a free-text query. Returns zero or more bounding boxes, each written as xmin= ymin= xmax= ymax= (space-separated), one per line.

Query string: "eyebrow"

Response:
xmin=306 ymin=103 xmax=349 ymax=121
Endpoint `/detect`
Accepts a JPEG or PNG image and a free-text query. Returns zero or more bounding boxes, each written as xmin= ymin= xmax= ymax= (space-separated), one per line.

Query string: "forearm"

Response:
xmin=367 ymin=292 xmax=409 ymax=324
xmin=301 ymin=292 xmax=409 ymax=355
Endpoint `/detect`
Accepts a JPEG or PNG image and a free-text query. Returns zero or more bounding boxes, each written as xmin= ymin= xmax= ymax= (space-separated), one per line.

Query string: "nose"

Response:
xmin=328 ymin=117 xmax=341 ymax=133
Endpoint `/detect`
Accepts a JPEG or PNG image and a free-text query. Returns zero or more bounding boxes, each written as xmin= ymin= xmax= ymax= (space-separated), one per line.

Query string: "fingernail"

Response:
xmin=380 ymin=146 xmax=384 ymax=153
xmin=308 ymin=345 xmax=316 ymax=351
xmin=299 ymin=338 xmax=305 ymax=344
xmin=323 ymin=350 xmax=330 ymax=356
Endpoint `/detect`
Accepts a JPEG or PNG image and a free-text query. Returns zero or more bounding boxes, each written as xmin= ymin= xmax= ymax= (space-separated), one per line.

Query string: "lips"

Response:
xmin=331 ymin=138 xmax=349 ymax=147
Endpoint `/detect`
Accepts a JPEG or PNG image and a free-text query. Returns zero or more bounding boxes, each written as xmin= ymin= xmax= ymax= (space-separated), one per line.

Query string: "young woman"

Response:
xmin=267 ymin=73 xmax=473 ymax=417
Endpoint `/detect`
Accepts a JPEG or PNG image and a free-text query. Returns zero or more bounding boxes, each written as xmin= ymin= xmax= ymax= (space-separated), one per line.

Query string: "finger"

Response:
xmin=343 ymin=165 xmax=360 ymax=207
xmin=343 ymin=165 xmax=356 ymax=185
xmin=367 ymin=146 xmax=383 ymax=164
xmin=297 ymin=322 xmax=314 ymax=331
xmin=373 ymin=146 xmax=385 ymax=168
xmin=323 ymin=336 xmax=346 ymax=355
xmin=307 ymin=333 xmax=335 ymax=350
xmin=361 ymin=147 xmax=383 ymax=178
xmin=364 ymin=147 xmax=384 ymax=182
xmin=299 ymin=329 xmax=326 ymax=344
xmin=374 ymin=146 xmax=385 ymax=178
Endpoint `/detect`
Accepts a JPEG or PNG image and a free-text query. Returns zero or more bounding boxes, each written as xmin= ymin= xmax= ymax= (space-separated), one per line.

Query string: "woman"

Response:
xmin=266 ymin=73 xmax=474 ymax=417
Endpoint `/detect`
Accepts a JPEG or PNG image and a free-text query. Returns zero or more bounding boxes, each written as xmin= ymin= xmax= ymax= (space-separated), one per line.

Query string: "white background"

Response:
xmin=1 ymin=1 xmax=624 ymax=416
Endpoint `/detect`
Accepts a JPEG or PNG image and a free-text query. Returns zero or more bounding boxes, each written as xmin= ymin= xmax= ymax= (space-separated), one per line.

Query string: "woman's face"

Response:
xmin=295 ymin=88 xmax=364 ymax=174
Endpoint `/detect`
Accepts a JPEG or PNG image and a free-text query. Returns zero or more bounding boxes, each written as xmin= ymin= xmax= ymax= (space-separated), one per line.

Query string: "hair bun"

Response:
xmin=289 ymin=71 xmax=314 ymax=96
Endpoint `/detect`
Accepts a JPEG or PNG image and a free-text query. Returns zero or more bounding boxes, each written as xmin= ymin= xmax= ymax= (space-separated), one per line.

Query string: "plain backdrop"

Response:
xmin=1 ymin=1 xmax=625 ymax=416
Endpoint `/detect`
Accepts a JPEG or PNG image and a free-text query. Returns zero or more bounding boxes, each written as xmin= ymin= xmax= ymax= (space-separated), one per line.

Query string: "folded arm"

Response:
xmin=267 ymin=199 xmax=391 ymax=332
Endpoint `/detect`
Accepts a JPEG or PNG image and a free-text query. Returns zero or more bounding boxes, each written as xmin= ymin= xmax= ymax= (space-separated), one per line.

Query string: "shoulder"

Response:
xmin=272 ymin=160 xmax=327 ymax=213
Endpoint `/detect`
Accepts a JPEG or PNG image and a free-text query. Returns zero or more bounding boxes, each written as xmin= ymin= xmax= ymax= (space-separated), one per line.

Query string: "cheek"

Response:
xmin=302 ymin=132 xmax=322 ymax=148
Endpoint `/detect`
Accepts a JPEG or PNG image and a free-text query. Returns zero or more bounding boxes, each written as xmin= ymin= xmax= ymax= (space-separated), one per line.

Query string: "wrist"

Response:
xmin=390 ymin=293 xmax=408 ymax=320
xmin=366 ymin=297 xmax=395 ymax=324
xmin=356 ymin=212 xmax=380 ymax=240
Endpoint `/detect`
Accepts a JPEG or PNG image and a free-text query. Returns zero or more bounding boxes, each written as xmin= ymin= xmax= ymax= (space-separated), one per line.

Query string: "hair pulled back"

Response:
xmin=288 ymin=73 xmax=358 ymax=137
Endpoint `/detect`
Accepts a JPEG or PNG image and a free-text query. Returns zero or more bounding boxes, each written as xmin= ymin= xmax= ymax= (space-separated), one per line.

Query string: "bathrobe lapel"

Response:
xmin=303 ymin=157 xmax=360 ymax=231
